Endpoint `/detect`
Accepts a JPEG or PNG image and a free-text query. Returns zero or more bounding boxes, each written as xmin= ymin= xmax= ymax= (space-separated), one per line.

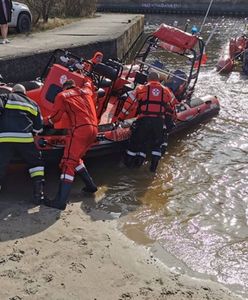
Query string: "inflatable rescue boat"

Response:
xmin=216 ymin=34 xmax=248 ymax=74
xmin=1 ymin=23 xmax=220 ymax=161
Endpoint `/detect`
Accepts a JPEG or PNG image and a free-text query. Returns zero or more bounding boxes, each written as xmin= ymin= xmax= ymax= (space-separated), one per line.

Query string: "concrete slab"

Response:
xmin=0 ymin=13 xmax=144 ymax=82
xmin=0 ymin=13 xmax=143 ymax=60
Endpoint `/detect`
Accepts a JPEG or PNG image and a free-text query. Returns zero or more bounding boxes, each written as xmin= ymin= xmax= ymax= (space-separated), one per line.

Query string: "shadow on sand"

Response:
xmin=0 ymin=164 xmax=61 ymax=242
xmin=0 ymin=148 xmax=173 ymax=241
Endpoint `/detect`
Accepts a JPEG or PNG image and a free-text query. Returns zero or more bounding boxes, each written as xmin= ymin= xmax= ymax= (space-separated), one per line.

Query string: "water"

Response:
xmin=87 ymin=14 xmax=248 ymax=298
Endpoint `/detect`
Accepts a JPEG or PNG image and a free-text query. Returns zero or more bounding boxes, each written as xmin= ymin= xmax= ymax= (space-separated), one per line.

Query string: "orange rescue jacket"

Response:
xmin=118 ymin=80 xmax=176 ymax=120
xmin=45 ymin=85 xmax=98 ymax=128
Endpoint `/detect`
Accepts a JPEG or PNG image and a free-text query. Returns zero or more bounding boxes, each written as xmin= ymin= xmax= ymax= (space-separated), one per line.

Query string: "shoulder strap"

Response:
xmin=0 ymin=94 xmax=8 ymax=114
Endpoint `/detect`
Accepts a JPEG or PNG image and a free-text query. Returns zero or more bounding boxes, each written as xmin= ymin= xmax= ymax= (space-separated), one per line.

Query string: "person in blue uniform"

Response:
xmin=0 ymin=84 xmax=46 ymax=204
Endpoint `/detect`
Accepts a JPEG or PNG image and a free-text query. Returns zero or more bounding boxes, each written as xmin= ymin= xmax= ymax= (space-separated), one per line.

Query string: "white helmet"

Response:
xmin=12 ymin=84 xmax=26 ymax=94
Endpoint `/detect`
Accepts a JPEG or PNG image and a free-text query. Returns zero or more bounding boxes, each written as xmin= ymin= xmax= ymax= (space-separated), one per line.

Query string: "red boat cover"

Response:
xmin=40 ymin=64 xmax=86 ymax=108
xmin=159 ymin=41 xmax=185 ymax=54
xmin=153 ymin=24 xmax=198 ymax=51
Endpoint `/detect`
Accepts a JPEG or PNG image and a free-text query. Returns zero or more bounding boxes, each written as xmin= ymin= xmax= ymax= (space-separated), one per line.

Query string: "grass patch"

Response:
xmin=32 ymin=17 xmax=81 ymax=32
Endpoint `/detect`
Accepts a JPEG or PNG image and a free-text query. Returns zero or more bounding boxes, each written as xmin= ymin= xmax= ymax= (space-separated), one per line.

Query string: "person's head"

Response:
xmin=62 ymin=79 xmax=76 ymax=90
xmin=159 ymin=73 xmax=170 ymax=83
xmin=91 ymin=51 xmax=103 ymax=64
xmin=191 ymin=25 xmax=198 ymax=35
xmin=12 ymin=84 xmax=26 ymax=95
xmin=147 ymin=71 xmax=160 ymax=82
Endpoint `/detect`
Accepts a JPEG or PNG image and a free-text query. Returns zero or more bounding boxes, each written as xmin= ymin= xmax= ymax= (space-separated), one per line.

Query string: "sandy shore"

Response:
xmin=0 ymin=191 xmax=243 ymax=300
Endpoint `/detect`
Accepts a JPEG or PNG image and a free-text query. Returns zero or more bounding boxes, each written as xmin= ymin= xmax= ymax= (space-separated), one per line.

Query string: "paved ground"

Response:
xmin=0 ymin=13 xmax=143 ymax=59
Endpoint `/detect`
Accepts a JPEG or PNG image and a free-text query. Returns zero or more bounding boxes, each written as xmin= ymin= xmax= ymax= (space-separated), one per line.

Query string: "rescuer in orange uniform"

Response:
xmin=44 ymin=79 xmax=98 ymax=210
xmin=117 ymin=71 xmax=176 ymax=172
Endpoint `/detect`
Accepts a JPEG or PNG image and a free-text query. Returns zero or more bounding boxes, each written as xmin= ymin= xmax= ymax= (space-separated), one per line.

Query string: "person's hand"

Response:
xmin=113 ymin=120 xmax=120 ymax=128
xmin=43 ymin=123 xmax=54 ymax=131
xmin=113 ymin=119 xmax=124 ymax=129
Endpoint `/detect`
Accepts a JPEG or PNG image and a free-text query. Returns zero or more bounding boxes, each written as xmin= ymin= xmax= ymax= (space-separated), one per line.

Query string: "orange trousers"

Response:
xmin=60 ymin=125 xmax=97 ymax=182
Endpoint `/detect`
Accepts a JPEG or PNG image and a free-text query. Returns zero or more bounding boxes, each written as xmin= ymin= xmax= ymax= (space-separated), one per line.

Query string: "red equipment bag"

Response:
xmin=153 ymin=24 xmax=198 ymax=51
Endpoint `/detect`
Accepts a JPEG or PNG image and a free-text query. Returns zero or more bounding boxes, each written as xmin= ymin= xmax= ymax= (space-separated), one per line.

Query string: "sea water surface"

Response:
xmin=87 ymin=14 xmax=248 ymax=298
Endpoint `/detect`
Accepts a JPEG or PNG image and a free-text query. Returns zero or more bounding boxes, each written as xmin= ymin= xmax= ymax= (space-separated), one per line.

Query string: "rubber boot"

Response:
xmin=161 ymin=133 xmax=169 ymax=156
xmin=32 ymin=179 xmax=45 ymax=205
xmin=149 ymin=156 xmax=160 ymax=173
xmin=123 ymin=153 xmax=136 ymax=168
xmin=161 ymin=144 xmax=167 ymax=156
xmin=78 ymin=168 xmax=97 ymax=193
xmin=135 ymin=155 xmax=145 ymax=168
xmin=44 ymin=181 xmax=72 ymax=210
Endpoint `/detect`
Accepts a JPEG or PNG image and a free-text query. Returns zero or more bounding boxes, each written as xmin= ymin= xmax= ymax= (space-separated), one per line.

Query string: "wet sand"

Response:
xmin=0 ymin=166 xmax=243 ymax=300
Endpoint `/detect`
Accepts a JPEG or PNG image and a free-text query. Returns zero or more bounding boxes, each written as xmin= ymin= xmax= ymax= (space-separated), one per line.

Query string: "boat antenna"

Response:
xmin=199 ymin=0 xmax=214 ymax=34
xmin=205 ymin=23 xmax=218 ymax=47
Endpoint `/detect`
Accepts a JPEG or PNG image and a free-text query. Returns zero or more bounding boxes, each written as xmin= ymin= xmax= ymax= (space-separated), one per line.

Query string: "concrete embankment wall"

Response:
xmin=97 ymin=0 xmax=248 ymax=16
xmin=0 ymin=15 xmax=144 ymax=83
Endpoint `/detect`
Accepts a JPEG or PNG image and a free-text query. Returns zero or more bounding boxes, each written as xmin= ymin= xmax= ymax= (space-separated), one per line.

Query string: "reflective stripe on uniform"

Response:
xmin=33 ymin=128 xmax=43 ymax=134
xmin=121 ymin=108 xmax=129 ymax=115
xmin=5 ymin=100 xmax=38 ymax=116
xmin=48 ymin=118 xmax=54 ymax=125
xmin=151 ymin=151 xmax=161 ymax=157
xmin=126 ymin=150 xmax=137 ymax=156
xmin=6 ymin=100 xmax=36 ymax=110
xmin=29 ymin=166 xmax=44 ymax=178
xmin=137 ymin=152 xmax=146 ymax=158
xmin=161 ymin=142 xmax=168 ymax=147
xmin=127 ymin=91 xmax=136 ymax=101
xmin=0 ymin=132 xmax=34 ymax=143
xmin=75 ymin=163 xmax=86 ymax=172
xmin=0 ymin=137 xmax=34 ymax=143
xmin=0 ymin=132 xmax=33 ymax=138
xmin=60 ymin=173 xmax=74 ymax=182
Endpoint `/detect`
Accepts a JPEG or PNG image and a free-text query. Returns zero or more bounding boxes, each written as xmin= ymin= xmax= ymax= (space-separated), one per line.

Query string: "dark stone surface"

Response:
xmin=0 ymin=14 xmax=144 ymax=83
xmin=0 ymin=41 xmax=117 ymax=83
xmin=97 ymin=1 xmax=248 ymax=16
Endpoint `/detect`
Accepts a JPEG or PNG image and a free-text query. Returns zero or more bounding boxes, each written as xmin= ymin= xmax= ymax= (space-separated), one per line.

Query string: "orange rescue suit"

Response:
xmin=44 ymin=85 xmax=98 ymax=182
xmin=117 ymin=80 xmax=177 ymax=121
xmin=121 ymin=80 xmax=177 ymax=172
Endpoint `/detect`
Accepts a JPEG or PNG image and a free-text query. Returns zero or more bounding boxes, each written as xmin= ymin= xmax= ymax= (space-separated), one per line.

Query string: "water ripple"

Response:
xmin=118 ymin=15 xmax=248 ymax=298
xmin=85 ymin=15 xmax=248 ymax=298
